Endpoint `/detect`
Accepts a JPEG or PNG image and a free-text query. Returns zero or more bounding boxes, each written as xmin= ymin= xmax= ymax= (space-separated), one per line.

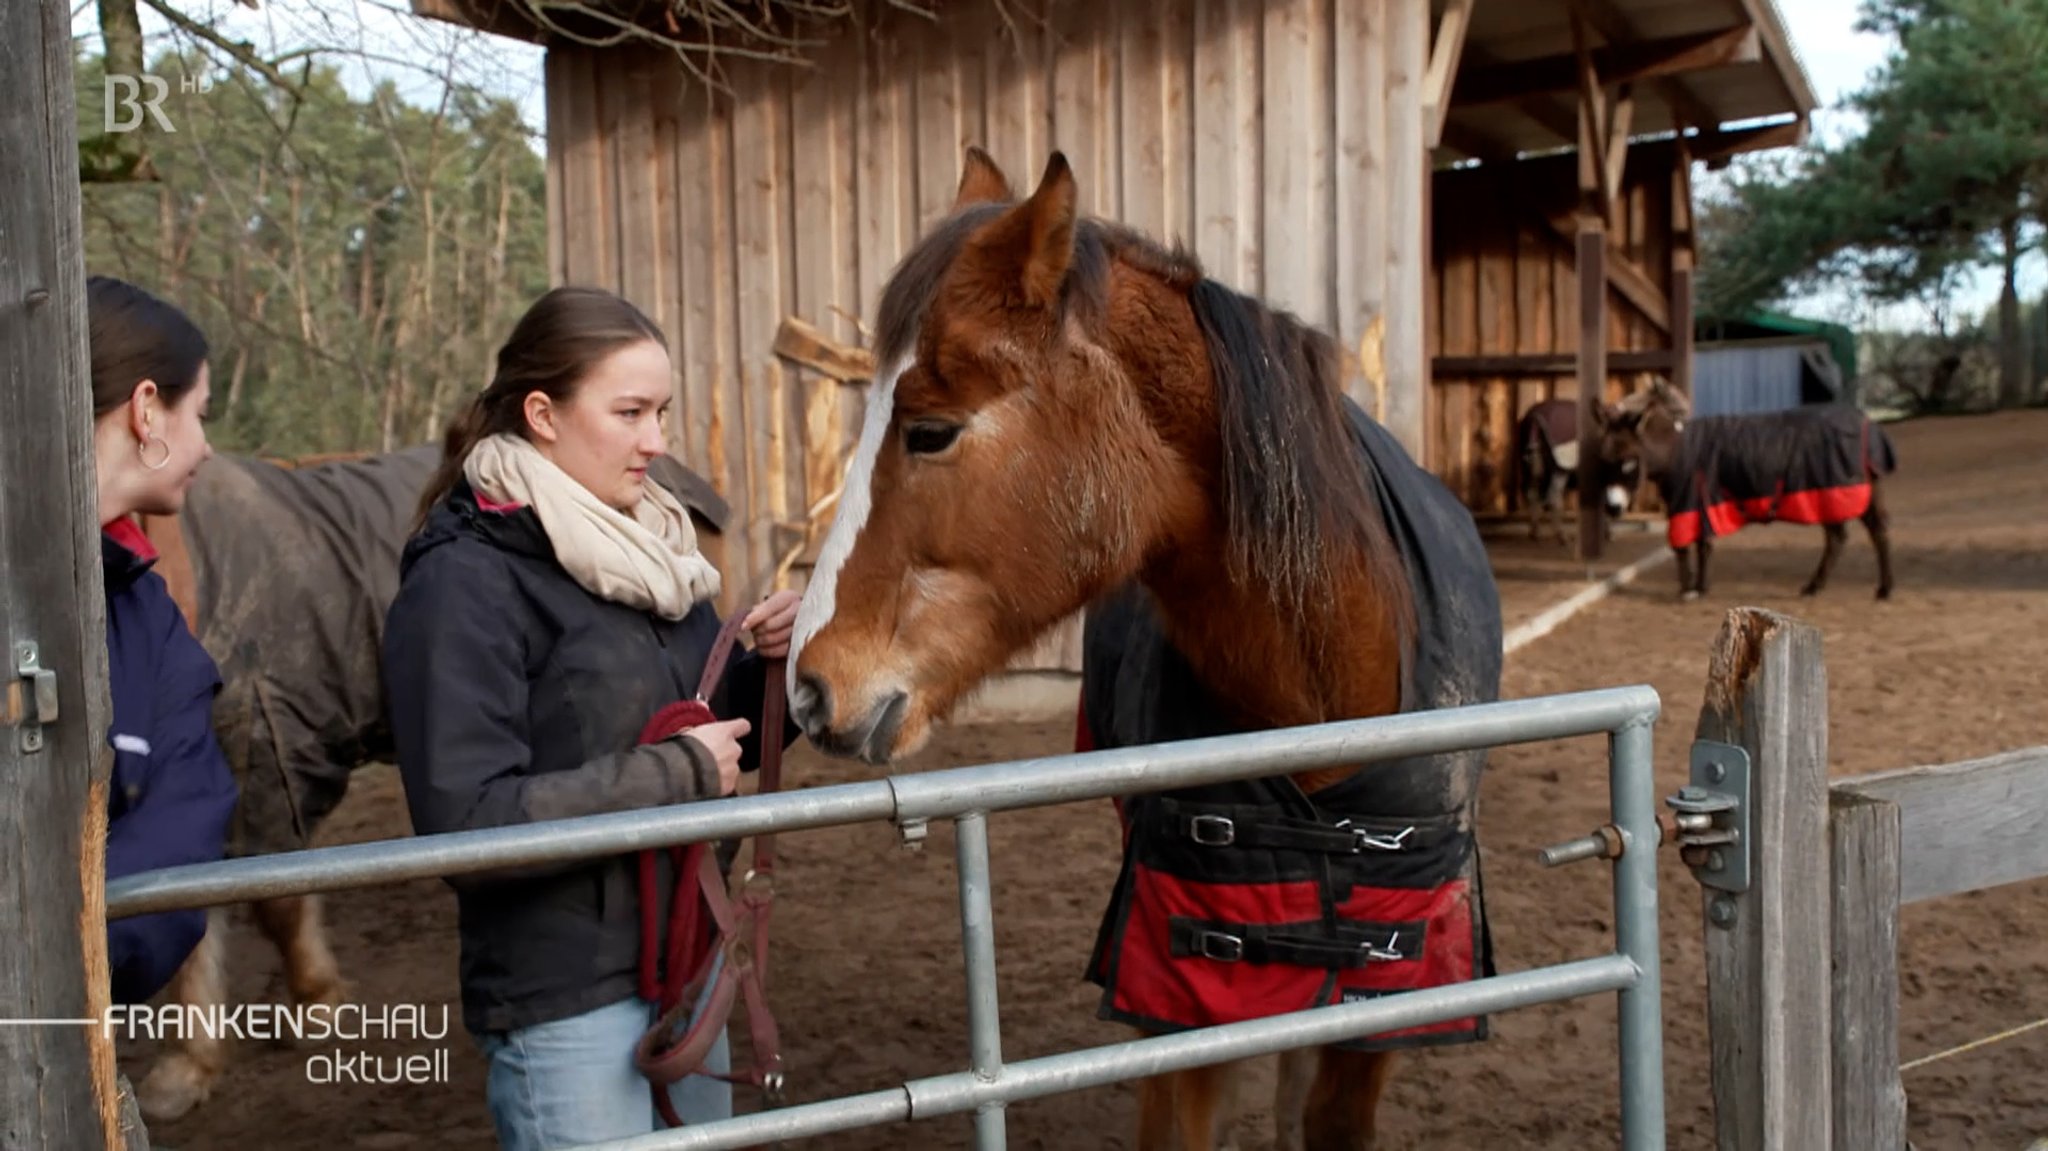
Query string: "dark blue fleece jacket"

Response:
xmin=101 ymin=519 xmax=238 ymax=1004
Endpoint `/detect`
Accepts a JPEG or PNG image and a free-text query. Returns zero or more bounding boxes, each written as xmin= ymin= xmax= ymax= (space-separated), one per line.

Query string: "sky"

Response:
xmin=72 ymin=0 xmax=2029 ymax=329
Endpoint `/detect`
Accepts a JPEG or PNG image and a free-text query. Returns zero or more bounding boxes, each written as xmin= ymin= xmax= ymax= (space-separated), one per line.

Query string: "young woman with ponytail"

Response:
xmin=85 ymin=274 xmax=240 ymax=1008
xmin=380 ymin=286 xmax=802 ymax=1146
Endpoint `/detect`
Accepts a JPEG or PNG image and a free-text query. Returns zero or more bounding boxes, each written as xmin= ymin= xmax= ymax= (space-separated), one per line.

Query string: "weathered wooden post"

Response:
xmin=1826 ymin=789 xmax=1907 ymax=1150
xmin=1686 ymin=607 xmax=1832 ymax=1150
xmin=0 ymin=0 xmax=129 ymax=1145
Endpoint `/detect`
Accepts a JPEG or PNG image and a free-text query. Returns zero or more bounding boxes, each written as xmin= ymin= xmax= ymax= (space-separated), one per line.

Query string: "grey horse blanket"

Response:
xmin=147 ymin=445 xmax=730 ymax=856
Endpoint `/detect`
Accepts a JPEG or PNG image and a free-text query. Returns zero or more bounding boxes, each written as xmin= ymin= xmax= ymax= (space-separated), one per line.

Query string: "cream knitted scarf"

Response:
xmin=463 ymin=433 xmax=722 ymax=619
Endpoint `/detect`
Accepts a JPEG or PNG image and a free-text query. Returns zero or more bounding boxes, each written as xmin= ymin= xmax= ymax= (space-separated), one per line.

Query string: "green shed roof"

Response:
xmin=1696 ymin=309 xmax=1858 ymax=384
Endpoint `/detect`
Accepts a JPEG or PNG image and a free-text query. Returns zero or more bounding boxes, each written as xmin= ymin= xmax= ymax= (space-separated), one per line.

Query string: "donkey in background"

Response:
xmin=1590 ymin=379 xmax=1898 ymax=600
xmin=1511 ymin=396 xmax=1637 ymax=545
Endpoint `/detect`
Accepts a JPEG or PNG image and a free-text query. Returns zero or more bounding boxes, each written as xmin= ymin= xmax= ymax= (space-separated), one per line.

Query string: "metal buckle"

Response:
xmin=1188 ymin=815 xmax=1236 ymax=846
xmin=1364 ymin=931 xmax=1404 ymax=962
xmin=1342 ymin=823 xmax=1414 ymax=853
xmin=1198 ymin=931 xmax=1244 ymax=962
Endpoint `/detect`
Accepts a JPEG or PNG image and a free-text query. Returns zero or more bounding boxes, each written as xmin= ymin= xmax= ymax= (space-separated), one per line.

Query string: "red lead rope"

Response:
xmin=631 ymin=611 xmax=788 ymax=1129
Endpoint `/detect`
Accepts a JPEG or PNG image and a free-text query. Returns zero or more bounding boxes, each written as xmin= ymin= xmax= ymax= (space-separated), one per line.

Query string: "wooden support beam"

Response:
xmin=1541 ymin=211 xmax=1670 ymax=332
xmin=1422 ymin=0 xmax=1475 ymax=150
xmin=1454 ymin=25 xmax=1761 ymax=109
xmin=1570 ymin=0 xmax=1724 ymax=138
xmin=1575 ymin=217 xmax=1607 ymax=562
xmin=1695 ymin=608 xmax=1833 ymax=1151
xmin=771 ymin=314 xmax=875 ymax=383
xmin=1434 ymin=349 xmax=1676 ymax=377
xmin=1695 ymin=117 xmax=1809 ymax=167
xmin=1604 ymin=81 xmax=1636 ymax=209
xmin=1573 ymin=14 xmax=1610 ymax=220
xmin=0 ymin=0 xmax=126 ymax=1142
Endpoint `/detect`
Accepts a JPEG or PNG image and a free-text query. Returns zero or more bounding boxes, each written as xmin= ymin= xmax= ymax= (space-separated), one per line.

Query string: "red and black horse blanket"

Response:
xmin=1663 ymin=403 xmax=1898 ymax=550
xmin=1075 ymin=398 xmax=1503 ymax=1052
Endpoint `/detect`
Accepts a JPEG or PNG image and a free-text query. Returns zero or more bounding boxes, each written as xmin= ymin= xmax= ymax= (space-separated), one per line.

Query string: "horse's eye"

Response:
xmin=904 ymin=421 xmax=962 ymax=456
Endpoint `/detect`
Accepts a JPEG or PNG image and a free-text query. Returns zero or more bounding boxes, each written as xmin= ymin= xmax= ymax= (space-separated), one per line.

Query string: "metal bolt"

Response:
xmin=1677 ymin=785 xmax=1707 ymax=802
xmin=1709 ymin=897 xmax=1737 ymax=928
xmin=1707 ymin=761 xmax=1726 ymax=783
xmin=1707 ymin=849 xmax=1725 ymax=872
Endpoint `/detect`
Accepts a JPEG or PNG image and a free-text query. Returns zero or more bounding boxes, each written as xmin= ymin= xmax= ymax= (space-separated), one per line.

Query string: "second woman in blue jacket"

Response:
xmin=381 ymin=285 xmax=802 ymax=1149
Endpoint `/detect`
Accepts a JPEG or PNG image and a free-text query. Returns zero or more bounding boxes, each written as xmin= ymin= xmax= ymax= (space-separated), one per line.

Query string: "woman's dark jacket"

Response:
xmin=381 ymin=479 xmax=797 ymax=1036
xmin=101 ymin=520 xmax=239 ymax=1005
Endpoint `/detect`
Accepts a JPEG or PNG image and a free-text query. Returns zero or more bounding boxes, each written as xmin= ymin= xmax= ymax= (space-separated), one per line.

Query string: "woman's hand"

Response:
xmin=741 ymin=590 xmax=803 ymax=659
xmin=682 ymin=717 xmax=751 ymax=796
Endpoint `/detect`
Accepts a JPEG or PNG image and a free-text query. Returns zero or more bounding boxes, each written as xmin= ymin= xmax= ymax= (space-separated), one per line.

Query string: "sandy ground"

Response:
xmin=127 ymin=409 xmax=2048 ymax=1150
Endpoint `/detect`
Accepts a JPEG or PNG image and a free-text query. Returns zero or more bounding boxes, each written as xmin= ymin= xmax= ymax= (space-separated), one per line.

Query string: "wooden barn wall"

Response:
xmin=544 ymin=0 xmax=1431 ymax=671
xmin=1427 ymin=142 xmax=1689 ymax=516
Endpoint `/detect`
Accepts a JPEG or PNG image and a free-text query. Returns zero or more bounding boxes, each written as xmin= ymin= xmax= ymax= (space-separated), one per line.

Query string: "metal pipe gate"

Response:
xmin=107 ymin=685 xmax=1667 ymax=1151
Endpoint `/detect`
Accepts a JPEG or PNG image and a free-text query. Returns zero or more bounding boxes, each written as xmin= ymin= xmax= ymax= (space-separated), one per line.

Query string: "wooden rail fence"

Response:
xmin=1691 ymin=607 xmax=2048 ymax=1151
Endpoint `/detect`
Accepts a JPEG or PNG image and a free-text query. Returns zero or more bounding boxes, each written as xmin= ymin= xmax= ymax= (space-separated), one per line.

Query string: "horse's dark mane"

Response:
xmin=875 ymin=203 xmax=1415 ymax=655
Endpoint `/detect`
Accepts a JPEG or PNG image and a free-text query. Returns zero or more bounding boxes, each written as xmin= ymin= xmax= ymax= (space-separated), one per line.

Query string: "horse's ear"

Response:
xmin=954 ymin=145 xmax=1014 ymax=210
xmin=973 ymin=151 xmax=1079 ymax=309
xmin=1017 ymin=152 xmax=1079 ymax=308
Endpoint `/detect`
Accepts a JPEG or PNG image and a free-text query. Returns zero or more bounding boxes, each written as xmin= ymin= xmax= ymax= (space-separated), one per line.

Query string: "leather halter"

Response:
xmin=632 ymin=609 xmax=788 ymax=1129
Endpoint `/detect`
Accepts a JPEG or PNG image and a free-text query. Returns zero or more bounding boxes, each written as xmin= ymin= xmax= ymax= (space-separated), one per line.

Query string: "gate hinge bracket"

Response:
xmin=1664 ymin=740 xmax=1750 ymax=894
xmin=11 ymin=642 xmax=58 ymax=754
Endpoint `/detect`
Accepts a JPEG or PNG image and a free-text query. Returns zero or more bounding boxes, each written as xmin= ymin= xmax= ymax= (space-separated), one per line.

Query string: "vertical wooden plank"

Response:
xmin=986 ymin=0 xmax=1051 ymax=182
xmin=1335 ymin=0 xmax=1386 ymax=415
xmin=1160 ymin=0 xmax=1195 ymax=248
xmin=1477 ymin=202 xmax=1514 ymax=514
xmin=1827 ymin=790 xmax=1908 ymax=1151
xmin=731 ymin=63 xmax=793 ymax=602
xmin=1671 ymin=146 xmax=1697 ymax=400
xmin=709 ymin=85 xmax=747 ymax=602
xmin=1576 ymin=219 xmax=1607 ymax=561
xmin=1119 ymin=0 xmax=1168 ymax=240
xmin=1515 ymin=210 xmax=1553 ymax=445
xmin=1262 ymin=0 xmax=1333 ymax=328
xmin=544 ymin=50 xmax=568 ymax=285
xmin=916 ymin=22 xmax=963 ymax=232
xmin=648 ymin=53 xmax=689 ymax=458
xmin=1190 ymin=0 xmax=1261 ymax=291
xmin=674 ymin=71 xmax=727 ymax=578
xmin=616 ymin=50 xmax=662 ymax=321
xmin=0 ymin=0 xmax=123 ymax=1138
xmin=1696 ymin=607 xmax=1834 ymax=1151
xmin=789 ymin=41 xmax=861 ymax=595
xmin=1051 ymin=2 xmax=1109 ymax=216
xmin=1383 ymin=0 xmax=1428 ymax=462
xmin=857 ymin=25 xmax=917 ymax=325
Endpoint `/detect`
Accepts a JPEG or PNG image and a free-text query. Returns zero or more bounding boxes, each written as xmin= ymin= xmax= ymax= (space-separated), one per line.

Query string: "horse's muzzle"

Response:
xmin=791 ymin=671 xmax=908 ymax=766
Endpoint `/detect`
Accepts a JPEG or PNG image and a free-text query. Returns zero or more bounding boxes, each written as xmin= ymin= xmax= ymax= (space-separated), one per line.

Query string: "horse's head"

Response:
xmin=785 ymin=148 xmax=1196 ymax=765
xmin=1592 ymin=377 xmax=1691 ymax=512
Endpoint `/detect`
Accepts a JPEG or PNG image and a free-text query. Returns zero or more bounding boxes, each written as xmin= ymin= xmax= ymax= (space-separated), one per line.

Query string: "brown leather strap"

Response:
xmin=636 ymin=606 xmax=789 ymax=1127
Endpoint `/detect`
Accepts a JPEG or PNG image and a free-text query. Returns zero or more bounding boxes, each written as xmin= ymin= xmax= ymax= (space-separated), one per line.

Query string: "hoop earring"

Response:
xmin=138 ymin=434 xmax=171 ymax=471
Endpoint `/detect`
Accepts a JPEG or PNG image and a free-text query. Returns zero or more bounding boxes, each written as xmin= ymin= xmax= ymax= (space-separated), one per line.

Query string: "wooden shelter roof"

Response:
xmin=1435 ymin=0 xmax=1816 ymax=167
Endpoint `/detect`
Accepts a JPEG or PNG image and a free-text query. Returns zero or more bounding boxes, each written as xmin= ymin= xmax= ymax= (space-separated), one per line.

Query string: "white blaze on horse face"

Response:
xmin=787 ymin=352 xmax=908 ymax=696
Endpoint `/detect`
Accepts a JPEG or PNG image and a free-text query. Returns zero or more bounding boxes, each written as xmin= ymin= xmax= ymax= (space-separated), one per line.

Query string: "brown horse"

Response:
xmin=1590 ymin=379 xmax=1898 ymax=600
xmin=787 ymin=148 xmax=1502 ymax=1150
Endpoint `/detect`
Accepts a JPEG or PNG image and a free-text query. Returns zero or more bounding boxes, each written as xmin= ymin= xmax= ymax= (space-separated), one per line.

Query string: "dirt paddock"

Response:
xmin=129 ymin=409 xmax=2048 ymax=1150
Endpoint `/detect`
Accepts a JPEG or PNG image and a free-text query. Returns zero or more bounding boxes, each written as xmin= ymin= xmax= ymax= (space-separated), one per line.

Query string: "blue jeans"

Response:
xmin=473 ymin=963 xmax=731 ymax=1150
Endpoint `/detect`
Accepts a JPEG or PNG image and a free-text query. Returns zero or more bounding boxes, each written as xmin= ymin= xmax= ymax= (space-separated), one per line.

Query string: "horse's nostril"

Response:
xmin=791 ymin=671 xmax=831 ymax=732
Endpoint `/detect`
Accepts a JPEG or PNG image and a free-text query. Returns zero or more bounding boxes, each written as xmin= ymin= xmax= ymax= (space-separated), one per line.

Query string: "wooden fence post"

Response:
xmin=0 ymin=0 xmax=127 ymax=1145
xmin=1695 ymin=608 xmax=1831 ymax=1150
xmin=1827 ymin=790 xmax=1908 ymax=1150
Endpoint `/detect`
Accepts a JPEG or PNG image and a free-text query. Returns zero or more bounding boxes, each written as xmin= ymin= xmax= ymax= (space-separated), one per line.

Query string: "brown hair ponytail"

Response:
xmin=413 ymin=286 xmax=667 ymax=529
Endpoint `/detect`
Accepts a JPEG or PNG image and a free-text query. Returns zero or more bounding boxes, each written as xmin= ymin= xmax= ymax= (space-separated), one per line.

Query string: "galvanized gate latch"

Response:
xmin=11 ymin=642 xmax=59 ymax=754
xmin=1665 ymin=740 xmax=1751 ymax=894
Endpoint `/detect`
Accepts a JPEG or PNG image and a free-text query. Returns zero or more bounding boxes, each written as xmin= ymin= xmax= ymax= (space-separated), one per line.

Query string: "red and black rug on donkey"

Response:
xmin=1073 ymin=402 xmax=1502 ymax=1052
xmin=1663 ymin=402 xmax=1899 ymax=550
